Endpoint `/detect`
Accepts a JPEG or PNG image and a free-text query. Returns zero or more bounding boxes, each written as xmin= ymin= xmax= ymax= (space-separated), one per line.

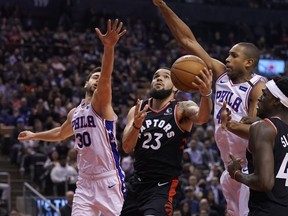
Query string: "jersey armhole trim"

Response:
xmin=263 ymin=118 xmax=278 ymax=134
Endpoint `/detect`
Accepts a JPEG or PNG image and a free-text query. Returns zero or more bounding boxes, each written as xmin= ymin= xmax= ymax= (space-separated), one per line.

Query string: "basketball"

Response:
xmin=171 ymin=55 xmax=207 ymax=93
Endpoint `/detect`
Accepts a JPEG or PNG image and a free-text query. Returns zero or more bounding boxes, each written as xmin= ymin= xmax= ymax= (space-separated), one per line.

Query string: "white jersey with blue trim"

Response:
xmin=214 ymin=73 xmax=266 ymax=168
xmin=71 ymin=100 xmax=123 ymax=176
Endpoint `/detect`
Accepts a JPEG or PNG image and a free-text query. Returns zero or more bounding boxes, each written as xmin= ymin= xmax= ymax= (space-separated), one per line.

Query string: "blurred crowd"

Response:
xmin=0 ymin=2 xmax=287 ymax=216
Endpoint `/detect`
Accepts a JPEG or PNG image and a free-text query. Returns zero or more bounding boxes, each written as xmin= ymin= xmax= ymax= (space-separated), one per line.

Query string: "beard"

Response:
xmin=150 ymin=88 xmax=173 ymax=99
xmin=85 ymin=85 xmax=96 ymax=97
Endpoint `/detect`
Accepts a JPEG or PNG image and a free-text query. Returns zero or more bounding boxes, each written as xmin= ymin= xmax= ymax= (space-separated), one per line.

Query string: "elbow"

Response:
xmin=121 ymin=141 xmax=133 ymax=154
xmin=259 ymin=179 xmax=274 ymax=192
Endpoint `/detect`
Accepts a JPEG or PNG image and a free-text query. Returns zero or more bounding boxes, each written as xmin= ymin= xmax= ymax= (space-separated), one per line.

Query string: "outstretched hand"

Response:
xmin=18 ymin=131 xmax=35 ymax=142
xmin=133 ymin=99 xmax=149 ymax=129
xmin=95 ymin=19 xmax=127 ymax=48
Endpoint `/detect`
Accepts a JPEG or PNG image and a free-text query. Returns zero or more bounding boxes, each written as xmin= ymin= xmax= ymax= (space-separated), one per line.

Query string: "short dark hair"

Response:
xmin=86 ymin=67 xmax=101 ymax=81
xmin=238 ymin=42 xmax=260 ymax=67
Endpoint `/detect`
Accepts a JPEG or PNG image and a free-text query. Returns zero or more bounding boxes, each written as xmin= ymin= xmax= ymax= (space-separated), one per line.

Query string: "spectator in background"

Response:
xmin=59 ymin=190 xmax=74 ymax=216
xmin=184 ymin=139 xmax=204 ymax=169
xmin=201 ymin=137 xmax=220 ymax=170
xmin=41 ymin=149 xmax=60 ymax=195
xmin=9 ymin=209 xmax=21 ymax=216
xmin=180 ymin=186 xmax=199 ymax=215
xmin=50 ymin=155 xmax=77 ymax=196
xmin=9 ymin=117 xmax=26 ymax=164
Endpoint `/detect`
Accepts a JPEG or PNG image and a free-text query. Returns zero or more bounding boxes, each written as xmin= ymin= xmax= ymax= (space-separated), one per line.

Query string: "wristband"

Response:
xmin=233 ymin=170 xmax=241 ymax=179
xmin=132 ymin=122 xmax=141 ymax=130
xmin=201 ymin=90 xmax=212 ymax=97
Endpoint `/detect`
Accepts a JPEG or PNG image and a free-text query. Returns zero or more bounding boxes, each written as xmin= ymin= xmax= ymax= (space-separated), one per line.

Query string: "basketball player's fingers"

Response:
xmin=142 ymin=104 xmax=149 ymax=112
xmin=111 ymin=19 xmax=119 ymax=31
xmin=227 ymin=109 xmax=232 ymax=117
xmin=222 ymin=101 xmax=227 ymax=111
xmin=229 ymin=152 xmax=237 ymax=162
xmin=106 ymin=19 xmax=112 ymax=31
xmin=138 ymin=107 xmax=147 ymax=116
xmin=200 ymin=68 xmax=212 ymax=83
xmin=118 ymin=29 xmax=127 ymax=38
xmin=95 ymin=28 xmax=103 ymax=39
xmin=227 ymin=115 xmax=232 ymax=122
xmin=134 ymin=99 xmax=141 ymax=117
xmin=195 ymin=75 xmax=205 ymax=86
xmin=116 ymin=21 xmax=123 ymax=33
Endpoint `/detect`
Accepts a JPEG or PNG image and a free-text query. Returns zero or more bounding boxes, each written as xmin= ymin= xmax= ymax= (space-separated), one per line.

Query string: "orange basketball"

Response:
xmin=171 ymin=55 xmax=207 ymax=93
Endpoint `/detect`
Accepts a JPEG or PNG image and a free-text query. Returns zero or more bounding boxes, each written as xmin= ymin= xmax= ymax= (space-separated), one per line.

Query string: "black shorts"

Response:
xmin=120 ymin=175 xmax=179 ymax=216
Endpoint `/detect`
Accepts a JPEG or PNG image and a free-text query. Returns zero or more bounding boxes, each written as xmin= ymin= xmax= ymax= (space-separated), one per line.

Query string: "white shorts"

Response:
xmin=220 ymin=170 xmax=249 ymax=216
xmin=72 ymin=170 xmax=125 ymax=216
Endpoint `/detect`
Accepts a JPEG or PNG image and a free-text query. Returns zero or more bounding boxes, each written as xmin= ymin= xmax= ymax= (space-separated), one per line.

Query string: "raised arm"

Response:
xmin=228 ymin=120 xmax=276 ymax=191
xmin=122 ymin=100 xmax=149 ymax=154
xmin=18 ymin=108 xmax=75 ymax=142
xmin=152 ymin=0 xmax=225 ymax=79
xmin=92 ymin=19 xmax=126 ymax=119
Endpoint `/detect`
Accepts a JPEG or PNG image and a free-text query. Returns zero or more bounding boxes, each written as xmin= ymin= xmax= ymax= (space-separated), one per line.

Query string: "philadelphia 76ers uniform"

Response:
xmin=214 ymin=72 xmax=266 ymax=216
xmin=71 ymin=100 xmax=125 ymax=216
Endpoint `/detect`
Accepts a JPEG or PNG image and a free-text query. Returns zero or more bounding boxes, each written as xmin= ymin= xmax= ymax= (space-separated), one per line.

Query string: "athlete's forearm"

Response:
xmin=122 ymin=124 xmax=140 ymax=154
xmin=227 ymin=121 xmax=250 ymax=140
xmin=194 ymin=96 xmax=212 ymax=125
xmin=235 ymin=172 xmax=273 ymax=192
xmin=32 ymin=127 xmax=68 ymax=142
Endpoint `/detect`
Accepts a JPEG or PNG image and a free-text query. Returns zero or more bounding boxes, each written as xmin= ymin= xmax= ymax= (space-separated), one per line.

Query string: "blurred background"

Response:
xmin=0 ymin=0 xmax=287 ymax=215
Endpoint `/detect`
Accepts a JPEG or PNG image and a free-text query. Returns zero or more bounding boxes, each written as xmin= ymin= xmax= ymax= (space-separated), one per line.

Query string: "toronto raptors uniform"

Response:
xmin=121 ymin=99 xmax=190 ymax=216
xmin=71 ymin=100 xmax=125 ymax=216
xmin=214 ymin=72 xmax=266 ymax=216
xmin=247 ymin=118 xmax=288 ymax=216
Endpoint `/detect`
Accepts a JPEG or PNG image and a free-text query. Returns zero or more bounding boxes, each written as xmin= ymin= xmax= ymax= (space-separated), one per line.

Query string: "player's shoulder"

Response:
xmin=177 ymin=100 xmax=198 ymax=108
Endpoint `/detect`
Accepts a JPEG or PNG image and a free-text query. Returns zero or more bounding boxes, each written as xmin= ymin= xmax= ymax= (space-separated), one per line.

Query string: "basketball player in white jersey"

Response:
xmin=18 ymin=19 xmax=127 ymax=216
xmin=152 ymin=1 xmax=267 ymax=215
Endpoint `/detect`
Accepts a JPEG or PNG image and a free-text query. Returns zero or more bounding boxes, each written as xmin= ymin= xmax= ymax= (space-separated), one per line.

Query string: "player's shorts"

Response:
xmin=120 ymin=175 xmax=179 ymax=216
xmin=220 ymin=169 xmax=249 ymax=216
xmin=72 ymin=170 xmax=125 ymax=216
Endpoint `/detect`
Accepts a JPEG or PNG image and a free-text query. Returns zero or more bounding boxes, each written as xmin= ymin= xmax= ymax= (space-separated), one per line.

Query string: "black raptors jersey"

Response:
xmin=134 ymin=99 xmax=190 ymax=181
xmin=247 ymin=118 xmax=288 ymax=216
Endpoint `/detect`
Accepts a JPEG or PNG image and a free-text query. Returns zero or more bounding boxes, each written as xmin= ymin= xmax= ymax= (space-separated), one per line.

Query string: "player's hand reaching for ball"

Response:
xmin=192 ymin=67 xmax=213 ymax=97
xmin=18 ymin=131 xmax=35 ymax=142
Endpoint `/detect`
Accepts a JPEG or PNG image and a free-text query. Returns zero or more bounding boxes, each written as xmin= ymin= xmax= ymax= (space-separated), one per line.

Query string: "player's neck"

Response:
xmin=150 ymin=96 xmax=173 ymax=110
xmin=83 ymin=96 xmax=92 ymax=106
xmin=231 ymin=74 xmax=252 ymax=84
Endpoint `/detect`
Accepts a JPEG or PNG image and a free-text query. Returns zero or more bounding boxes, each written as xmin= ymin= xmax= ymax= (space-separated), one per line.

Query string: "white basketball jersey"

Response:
xmin=71 ymin=100 xmax=124 ymax=177
xmin=214 ymin=73 xmax=266 ymax=168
